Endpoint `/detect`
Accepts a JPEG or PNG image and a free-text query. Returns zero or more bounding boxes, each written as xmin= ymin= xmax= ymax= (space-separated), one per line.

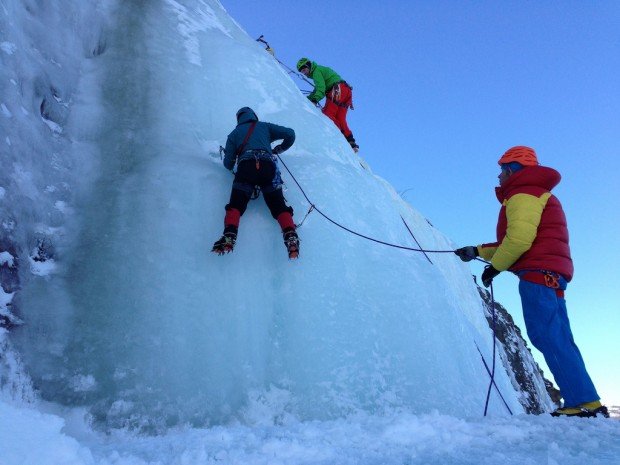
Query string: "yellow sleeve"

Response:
xmin=477 ymin=245 xmax=497 ymax=261
xmin=490 ymin=193 xmax=550 ymax=271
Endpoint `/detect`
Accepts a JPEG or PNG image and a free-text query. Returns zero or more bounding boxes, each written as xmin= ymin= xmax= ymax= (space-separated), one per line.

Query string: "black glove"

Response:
xmin=273 ymin=145 xmax=283 ymax=155
xmin=455 ymin=246 xmax=478 ymax=262
xmin=481 ymin=265 xmax=501 ymax=288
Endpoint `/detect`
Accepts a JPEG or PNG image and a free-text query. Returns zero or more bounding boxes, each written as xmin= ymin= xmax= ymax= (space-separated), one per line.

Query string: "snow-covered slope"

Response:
xmin=1 ymin=0 xmax=113 ymax=408
xmin=2 ymin=0 xmax=530 ymax=431
xmin=4 ymin=1 xmax=620 ymax=464
xmin=0 ymin=0 xmax=556 ymax=436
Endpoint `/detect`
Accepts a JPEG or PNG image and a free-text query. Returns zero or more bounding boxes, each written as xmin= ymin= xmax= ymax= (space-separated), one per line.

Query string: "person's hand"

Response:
xmin=454 ymin=246 xmax=478 ymax=262
xmin=273 ymin=145 xmax=283 ymax=155
xmin=481 ymin=265 xmax=501 ymax=288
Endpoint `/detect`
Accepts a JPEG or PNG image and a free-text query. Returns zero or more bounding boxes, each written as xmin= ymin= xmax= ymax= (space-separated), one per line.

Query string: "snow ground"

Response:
xmin=2 ymin=0 xmax=620 ymax=463
xmin=2 ymin=400 xmax=619 ymax=465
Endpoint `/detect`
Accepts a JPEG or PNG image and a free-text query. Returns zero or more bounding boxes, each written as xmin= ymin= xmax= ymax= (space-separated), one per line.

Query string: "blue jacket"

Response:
xmin=223 ymin=107 xmax=295 ymax=170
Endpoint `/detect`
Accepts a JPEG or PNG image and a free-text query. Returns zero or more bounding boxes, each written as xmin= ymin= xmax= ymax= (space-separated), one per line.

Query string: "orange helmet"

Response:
xmin=498 ymin=146 xmax=539 ymax=166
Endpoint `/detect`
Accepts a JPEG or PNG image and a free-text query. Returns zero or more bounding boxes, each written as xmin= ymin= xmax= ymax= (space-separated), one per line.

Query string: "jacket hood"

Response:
xmin=236 ymin=107 xmax=258 ymax=125
xmin=495 ymin=165 xmax=561 ymax=202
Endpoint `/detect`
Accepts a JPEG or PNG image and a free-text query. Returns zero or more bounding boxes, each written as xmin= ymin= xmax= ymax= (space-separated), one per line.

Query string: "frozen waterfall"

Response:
xmin=6 ymin=0 xmax=523 ymax=431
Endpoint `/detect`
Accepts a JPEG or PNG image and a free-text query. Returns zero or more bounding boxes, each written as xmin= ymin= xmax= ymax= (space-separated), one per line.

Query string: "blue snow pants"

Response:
xmin=519 ymin=277 xmax=599 ymax=407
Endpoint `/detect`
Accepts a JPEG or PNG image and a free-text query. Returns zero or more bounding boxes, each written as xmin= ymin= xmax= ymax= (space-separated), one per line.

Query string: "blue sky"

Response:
xmin=221 ymin=1 xmax=620 ymax=406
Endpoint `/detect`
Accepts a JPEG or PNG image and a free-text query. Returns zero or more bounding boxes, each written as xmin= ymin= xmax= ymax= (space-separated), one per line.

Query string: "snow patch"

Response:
xmin=242 ymin=385 xmax=297 ymax=426
xmin=0 ymin=251 xmax=14 ymax=267
xmin=54 ymin=200 xmax=72 ymax=215
xmin=0 ymin=288 xmax=15 ymax=315
xmin=197 ymin=138 xmax=225 ymax=163
xmin=2 ymin=219 xmax=16 ymax=233
xmin=29 ymin=257 xmax=57 ymax=276
xmin=164 ymin=0 xmax=232 ymax=66
xmin=3 ymin=403 xmax=620 ymax=465
xmin=41 ymin=116 xmax=63 ymax=134
xmin=70 ymin=375 xmax=97 ymax=392
xmin=1 ymin=103 xmax=12 ymax=117
xmin=0 ymin=401 xmax=95 ymax=465
xmin=0 ymin=41 xmax=16 ymax=54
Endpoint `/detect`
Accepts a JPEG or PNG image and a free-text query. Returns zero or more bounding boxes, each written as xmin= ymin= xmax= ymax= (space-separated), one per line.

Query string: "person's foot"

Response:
xmin=551 ymin=400 xmax=609 ymax=418
xmin=212 ymin=231 xmax=237 ymax=255
xmin=346 ymin=135 xmax=359 ymax=153
xmin=283 ymin=228 xmax=300 ymax=259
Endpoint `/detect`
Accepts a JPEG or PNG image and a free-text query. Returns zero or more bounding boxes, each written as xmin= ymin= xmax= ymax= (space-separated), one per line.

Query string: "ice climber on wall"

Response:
xmin=212 ymin=107 xmax=300 ymax=259
xmin=296 ymin=57 xmax=359 ymax=153
xmin=455 ymin=146 xmax=608 ymax=418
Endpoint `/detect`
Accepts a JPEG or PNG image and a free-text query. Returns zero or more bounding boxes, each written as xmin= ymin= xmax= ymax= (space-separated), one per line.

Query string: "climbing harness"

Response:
xmin=520 ymin=270 xmax=565 ymax=298
xmin=235 ymin=123 xmax=261 ymax=200
xmin=329 ymin=83 xmax=341 ymax=102
xmin=328 ymin=82 xmax=354 ymax=110
xmin=221 ymin=145 xmax=260 ymax=200
xmin=236 ymin=121 xmax=256 ymax=157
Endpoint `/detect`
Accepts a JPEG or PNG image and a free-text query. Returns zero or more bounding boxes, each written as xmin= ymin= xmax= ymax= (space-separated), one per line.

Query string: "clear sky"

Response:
xmin=221 ymin=1 xmax=620 ymax=406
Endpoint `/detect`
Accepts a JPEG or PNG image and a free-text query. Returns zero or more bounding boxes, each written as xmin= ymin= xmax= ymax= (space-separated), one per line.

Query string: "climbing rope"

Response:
xmin=253 ymin=33 xmax=512 ymax=413
xmin=401 ymin=215 xmax=433 ymax=264
xmin=484 ymin=283 xmax=498 ymax=415
xmin=276 ymin=153 xmax=512 ymax=415
xmin=276 ymin=154 xmax=455 ymax=255
xmin=475 ymin=302 xmax=514 ymax=414
xmin=256 ymin=35 xmax=315 ymax=90
xmin=482 ymin=284 xmax=513 ymax=415
xmin=220 ymin=34 xmax=518 ymax=417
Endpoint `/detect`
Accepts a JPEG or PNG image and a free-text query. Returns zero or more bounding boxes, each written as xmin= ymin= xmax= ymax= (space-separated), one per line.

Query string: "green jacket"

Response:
xmin=306 ymin=61 xmax=343 ymax=103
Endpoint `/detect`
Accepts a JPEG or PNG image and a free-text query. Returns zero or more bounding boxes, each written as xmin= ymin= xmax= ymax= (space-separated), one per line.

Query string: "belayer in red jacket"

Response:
xmin=456 ymin=146 xmax=608 ymax=418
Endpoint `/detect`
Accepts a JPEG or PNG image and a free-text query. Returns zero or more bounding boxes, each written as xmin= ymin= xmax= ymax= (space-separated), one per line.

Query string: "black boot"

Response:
xmin=283 ymin=227 xmax=300 ymax=259
xmin=212 ymin=226 xmax=237 ymax=255
xmin=346 ymin=134 xmax=359 ymax=153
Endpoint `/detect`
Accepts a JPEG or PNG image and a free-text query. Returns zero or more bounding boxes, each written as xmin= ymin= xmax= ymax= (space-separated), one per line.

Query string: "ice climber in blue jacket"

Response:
xmin=212 ymin=107 xmax=300 ymax=259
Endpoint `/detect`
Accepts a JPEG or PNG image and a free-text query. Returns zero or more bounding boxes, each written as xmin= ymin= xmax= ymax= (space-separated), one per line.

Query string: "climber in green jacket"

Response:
xmin=297 ymin=57 xmax=359 ymax=153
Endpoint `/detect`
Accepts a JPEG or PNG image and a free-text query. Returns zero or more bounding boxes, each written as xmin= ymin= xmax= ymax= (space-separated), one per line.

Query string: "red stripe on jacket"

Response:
xmin=484 ymin=166 xmax=574 ymax=281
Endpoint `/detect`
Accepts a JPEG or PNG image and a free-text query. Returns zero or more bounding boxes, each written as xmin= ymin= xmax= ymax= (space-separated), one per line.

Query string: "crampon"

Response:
xmin=551 ymin=403 xmax=610 ymax=418
xmin=283 ymin=229 xmax=300 ymax=259
xmin=211 ymin=232 xmax=236 ymax=255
